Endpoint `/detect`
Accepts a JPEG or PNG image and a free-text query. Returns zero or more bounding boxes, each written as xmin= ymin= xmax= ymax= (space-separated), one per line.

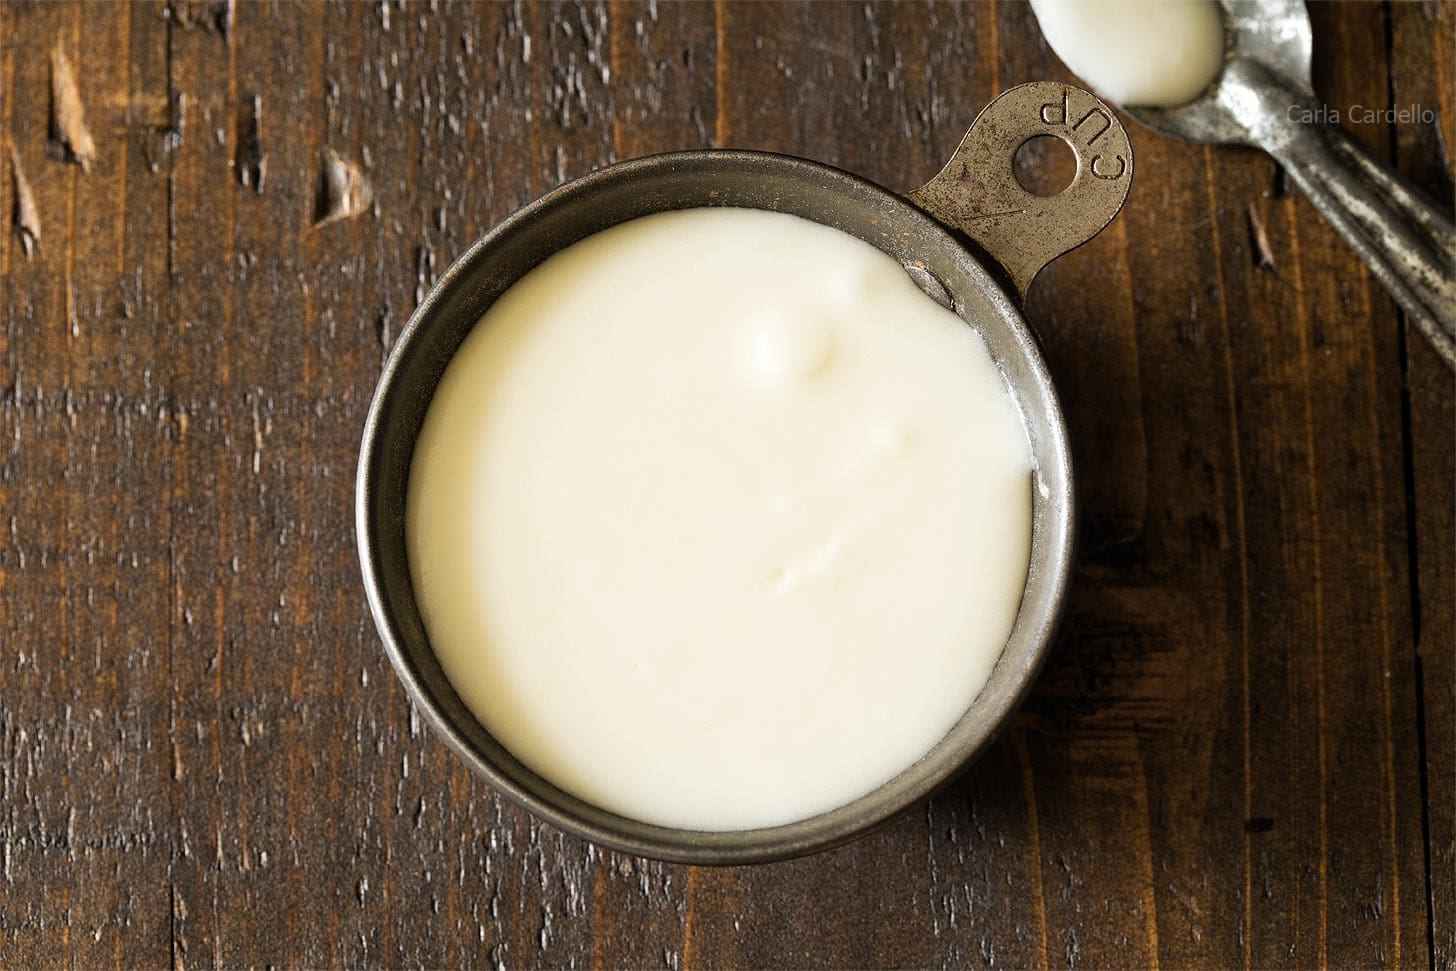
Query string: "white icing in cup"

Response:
xmin=406 ymin=207 xmax=1034 ymax=832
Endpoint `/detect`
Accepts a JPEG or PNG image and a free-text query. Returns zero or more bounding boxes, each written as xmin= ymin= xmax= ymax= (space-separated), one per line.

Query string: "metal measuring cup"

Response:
xmin=357 ymin=82 xmax=1131 ymax=864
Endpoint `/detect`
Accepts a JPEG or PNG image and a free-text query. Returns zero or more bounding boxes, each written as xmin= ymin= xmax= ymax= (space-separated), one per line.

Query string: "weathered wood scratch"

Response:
xmin=313 ymin=147 xmax=372 ymax=227
xmin=1247 ymin=201 xmax=1276 ymax=271
xmin=10 ymin=147 xmax=40 ymax=257
xmin=49 ymin=42 xmax=97 ymax=171
xmin=235 ymin=94 xmax=266 ymax=194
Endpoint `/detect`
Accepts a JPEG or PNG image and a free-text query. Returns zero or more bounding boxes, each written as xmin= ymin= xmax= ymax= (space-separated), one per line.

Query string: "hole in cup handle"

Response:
xmin=907 ymin=81 xmax=1134 ymax=305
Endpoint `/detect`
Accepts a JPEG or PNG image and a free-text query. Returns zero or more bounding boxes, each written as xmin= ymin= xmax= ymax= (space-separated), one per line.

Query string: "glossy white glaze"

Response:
xmin=407 ymin=208 xmax=1033 ymax=831
xmin=1031 ymin=0 xmax=1225 ymax=108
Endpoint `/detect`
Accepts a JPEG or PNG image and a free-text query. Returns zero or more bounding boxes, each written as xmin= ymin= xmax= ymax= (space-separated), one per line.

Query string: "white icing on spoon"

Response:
xmin=1031 ymin=0 xmax=1226 ymax=108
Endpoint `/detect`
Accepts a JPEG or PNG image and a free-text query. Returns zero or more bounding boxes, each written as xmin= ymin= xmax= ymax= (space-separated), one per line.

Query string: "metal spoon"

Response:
xmin=1124 ymin=0 xmax=1456 ymax=368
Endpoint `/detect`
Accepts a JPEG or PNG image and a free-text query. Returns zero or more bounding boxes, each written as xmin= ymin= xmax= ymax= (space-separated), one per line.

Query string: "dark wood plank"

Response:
xmin=69 ymin=5 xmax=178 ymax=966
xmin=163 ymin=1 xmax=246 ymax=966
xmin=608 ymin=0 xmax=717 ymax=159
xmin=1 ymin=2 xmax=175 ymax=967
xmin=1389 ymin=1 xmax=1456 ymax=967
xmin=1303 ymin=6 xmax=1429 ymax=964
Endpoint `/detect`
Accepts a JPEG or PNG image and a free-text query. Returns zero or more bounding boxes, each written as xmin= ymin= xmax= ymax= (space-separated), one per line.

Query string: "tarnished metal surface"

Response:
xmin=908 ymin=81 xmax=1133 ymax=302
xmin=1128 ymin=0 xmax=1456 ymax=368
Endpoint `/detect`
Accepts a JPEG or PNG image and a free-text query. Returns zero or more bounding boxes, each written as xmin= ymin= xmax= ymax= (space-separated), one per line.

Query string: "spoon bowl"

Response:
xmin=1118 ymin=0 xmax=1455 ymax=367
xmin=1123 ymin=0 xmax=1312 ymax=143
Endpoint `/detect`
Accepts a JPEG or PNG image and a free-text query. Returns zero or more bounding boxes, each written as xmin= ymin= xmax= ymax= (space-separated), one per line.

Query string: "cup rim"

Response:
xmin=355 ymin=148 xmax=1075 ymax=865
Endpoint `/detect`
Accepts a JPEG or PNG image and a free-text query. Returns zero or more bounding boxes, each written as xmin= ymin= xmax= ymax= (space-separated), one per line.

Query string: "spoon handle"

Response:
xmin=1223 ymin=62 xmax=1456 ymax=368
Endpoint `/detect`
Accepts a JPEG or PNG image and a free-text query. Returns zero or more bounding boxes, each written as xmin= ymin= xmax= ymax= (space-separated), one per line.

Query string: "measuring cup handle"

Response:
xmin=1217 ymin=59 xmax=1456 ymax=369
xmin=907 ymin=82 xmax=1134 ymax=304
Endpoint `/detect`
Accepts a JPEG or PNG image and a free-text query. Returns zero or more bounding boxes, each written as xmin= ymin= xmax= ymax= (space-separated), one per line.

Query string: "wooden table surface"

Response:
xmin=2 ymin=1 xmax=1452 ymax=968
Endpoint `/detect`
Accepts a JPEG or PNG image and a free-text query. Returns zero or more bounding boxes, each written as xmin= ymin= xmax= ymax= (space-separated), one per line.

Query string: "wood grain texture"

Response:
xmin=1389 ymin=2 xmax=1456 ymax=968
xmin=0 ymin=2 xmax=1450 ymax=968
